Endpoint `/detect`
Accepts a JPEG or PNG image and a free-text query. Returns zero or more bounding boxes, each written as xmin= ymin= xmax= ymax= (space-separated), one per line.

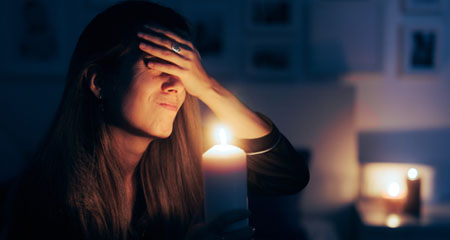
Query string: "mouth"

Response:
xmin=158 ymin=102 xmax=178 ymax=111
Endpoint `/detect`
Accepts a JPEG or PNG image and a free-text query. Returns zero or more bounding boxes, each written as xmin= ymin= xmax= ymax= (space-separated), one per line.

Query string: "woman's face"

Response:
xmin=106 ymin=47 xmax=186 ymax=139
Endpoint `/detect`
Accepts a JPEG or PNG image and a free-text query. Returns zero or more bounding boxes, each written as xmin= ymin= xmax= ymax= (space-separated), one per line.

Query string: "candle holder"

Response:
xmin=403 ymin=168 xmax=421 ymax=217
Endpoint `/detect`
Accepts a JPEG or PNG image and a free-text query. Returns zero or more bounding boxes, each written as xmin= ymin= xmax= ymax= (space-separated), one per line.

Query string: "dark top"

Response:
xmin=1 ymin=115 xmax=309 ymax=240
xmin=130 ymin=114 xmax=310 ymax=239
xmin=237 ymin=114 xmax=309 ymax=196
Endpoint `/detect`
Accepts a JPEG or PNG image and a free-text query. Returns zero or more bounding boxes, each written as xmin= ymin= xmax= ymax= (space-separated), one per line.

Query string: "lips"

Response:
xmin=158 ymin=102 xmax=178 ymax=111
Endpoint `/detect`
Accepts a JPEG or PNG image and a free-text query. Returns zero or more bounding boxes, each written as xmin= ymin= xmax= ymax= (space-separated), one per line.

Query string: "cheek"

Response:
xmin=120 ymin=90 xmax=179 ymax=138
xmin=180 ymin=91 xmax=187 ymax=105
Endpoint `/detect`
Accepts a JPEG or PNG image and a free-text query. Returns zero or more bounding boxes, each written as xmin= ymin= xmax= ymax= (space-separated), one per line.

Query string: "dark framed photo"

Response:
xmin=1 ymin=0 xmax=69 ymax=76
xmin=184 ymin=5 xmax=238 ymax=76
xmin=403 ymin=0 xmax=444 ymax=14
xmin=245 ymin=39 xmax=296 ymax=79
xmin=245 ymin=0 xmax=297 ymax=33
xmin=401 ymin=22 xmax=443 ymax=76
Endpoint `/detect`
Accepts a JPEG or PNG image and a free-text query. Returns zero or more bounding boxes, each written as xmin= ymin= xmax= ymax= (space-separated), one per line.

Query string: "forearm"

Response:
xmin=198 ymin=78 xmax=271 ymax=139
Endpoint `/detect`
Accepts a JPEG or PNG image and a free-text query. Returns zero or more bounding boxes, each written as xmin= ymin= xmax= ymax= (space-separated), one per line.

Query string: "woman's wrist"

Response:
xmin=195 ymin=76 xmax=228 ymax=103
xmin=196 ymin=78 xmax=271 ymax=139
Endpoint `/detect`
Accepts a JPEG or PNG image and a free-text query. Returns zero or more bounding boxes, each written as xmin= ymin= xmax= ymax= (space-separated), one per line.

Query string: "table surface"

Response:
xmin=357 ymin=199 xmax=450 ymax=228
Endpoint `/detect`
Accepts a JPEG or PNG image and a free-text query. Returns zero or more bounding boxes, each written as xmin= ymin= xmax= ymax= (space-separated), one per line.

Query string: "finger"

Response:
xmin=144 ymin=25 xmax=194 ymax=50
xmin=137 ymin=31 xmax=195 ymax=59
xmin=208 ymin=209 xmax=251 ymax=233
xmin=145 ymin=60 xmax=185 ymax=77
xmin=138 ymin=42 xmax=187 ymax=68
xmin=222 ymin=227 xmax=254 ymax=240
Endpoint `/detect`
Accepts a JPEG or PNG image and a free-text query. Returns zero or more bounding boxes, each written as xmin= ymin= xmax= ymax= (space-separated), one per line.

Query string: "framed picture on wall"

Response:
xmin=245 ymin=0 xmax=297 ymax=33
xmin=1 ymin=0 xmax=69 ymax=76
xmin=403 ymin=0 xmax=444 ymax=14
xmin=184 ymin=4 xmax=238 ymax=76
xmin=400 ymin=22 xmax=444 ymax=76
xmin=245 ymin=39 xmax=296 ymax=80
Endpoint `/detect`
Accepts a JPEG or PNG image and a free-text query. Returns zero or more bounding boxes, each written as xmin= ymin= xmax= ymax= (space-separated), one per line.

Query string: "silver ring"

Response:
xmin=171 ymin=42 xmax=181 ymax=54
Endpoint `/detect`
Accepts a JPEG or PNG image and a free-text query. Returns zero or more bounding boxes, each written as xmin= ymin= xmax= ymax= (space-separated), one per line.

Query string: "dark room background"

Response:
xmin=1 ymin=0 xmax=450 ymax=239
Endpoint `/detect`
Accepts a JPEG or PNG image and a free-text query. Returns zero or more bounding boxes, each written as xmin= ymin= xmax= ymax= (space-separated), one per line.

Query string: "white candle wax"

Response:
xmin=202 ymin=138 xmax=247 ymax=230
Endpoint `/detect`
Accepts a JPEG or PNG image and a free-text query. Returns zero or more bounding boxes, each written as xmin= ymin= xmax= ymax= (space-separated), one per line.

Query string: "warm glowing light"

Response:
xmin=408 ymin=168 xmax=418 ymax=180
xmin=386 ymin=214 xmax=401 ymax=228
xmin=387 ymin=182 xmax=401 ymax=198
xmin=213 ymin=126 xmax=230 ymax=145
xmin=218 ymin=128 xmax=228 ymax=145
xmin=361 ymin=163 xmax=433 ymax=201
xmin=203 ymin=125 xmax=247 ymax=225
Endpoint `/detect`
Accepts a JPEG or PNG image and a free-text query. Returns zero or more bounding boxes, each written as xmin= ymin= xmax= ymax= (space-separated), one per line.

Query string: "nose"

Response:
xmin=161 ymin=76 xmax=184 ymax=94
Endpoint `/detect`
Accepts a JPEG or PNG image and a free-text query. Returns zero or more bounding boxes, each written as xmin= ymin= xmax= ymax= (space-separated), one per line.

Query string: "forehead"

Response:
xmin=116 ymin=45 xmax=147 ymax=72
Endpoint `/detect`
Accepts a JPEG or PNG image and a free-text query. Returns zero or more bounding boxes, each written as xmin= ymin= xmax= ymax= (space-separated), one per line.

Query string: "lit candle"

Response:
xmin=404 ymin=168 xmax=421 ymax=217
xmin=202 ymin=128 xmax=248 ymax=230
xmin=387 ymin=182 xmax=401 ymax=198
xmin=383 ymin=181 xmax=405 ymax=213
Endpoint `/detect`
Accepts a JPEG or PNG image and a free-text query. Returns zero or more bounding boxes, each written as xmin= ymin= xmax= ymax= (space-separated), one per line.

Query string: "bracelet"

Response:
xmin=246 ymin=134 xmax=281 ymax=156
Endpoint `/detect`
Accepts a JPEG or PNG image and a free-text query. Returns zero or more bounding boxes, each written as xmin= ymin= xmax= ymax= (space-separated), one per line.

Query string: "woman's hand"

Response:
xmin=137 ymin=25 xmax=215 ymax=99
xmin=185 ymin=209 xmax=254 ymax=240
xmin=137 ymin=25 xmax=271 ymax=139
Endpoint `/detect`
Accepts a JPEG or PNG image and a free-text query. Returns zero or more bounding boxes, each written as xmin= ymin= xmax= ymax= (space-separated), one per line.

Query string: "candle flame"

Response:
xmin=408 ymin=168 xmax=418 ymax=180
xmin=387 ymin=182 xmax=401 ymax=198
xmin=218 ymin=128 xmax=228 ymax=145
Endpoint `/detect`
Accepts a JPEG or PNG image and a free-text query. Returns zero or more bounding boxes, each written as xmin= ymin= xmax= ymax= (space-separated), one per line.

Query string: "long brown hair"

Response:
xmin=7 ymin=1 xmax=204 ymax=239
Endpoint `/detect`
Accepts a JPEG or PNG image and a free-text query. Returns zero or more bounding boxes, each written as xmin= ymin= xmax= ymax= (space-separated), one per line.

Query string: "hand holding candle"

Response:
xmin=202 ymin=127 xmax=248 ymax=231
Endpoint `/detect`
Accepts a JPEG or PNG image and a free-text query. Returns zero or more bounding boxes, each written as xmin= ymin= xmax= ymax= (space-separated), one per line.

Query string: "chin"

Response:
xmin=153 ymin=127 xmax=173 ymax=139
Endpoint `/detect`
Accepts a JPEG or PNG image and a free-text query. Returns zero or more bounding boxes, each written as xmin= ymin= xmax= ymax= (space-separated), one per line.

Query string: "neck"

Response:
xmin=109 ymin=125 xmax=153 ymax=180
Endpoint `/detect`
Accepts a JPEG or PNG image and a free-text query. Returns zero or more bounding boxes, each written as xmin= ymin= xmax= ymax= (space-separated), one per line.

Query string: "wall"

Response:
xmin=350 ymin=0 xmax=450 ymax=203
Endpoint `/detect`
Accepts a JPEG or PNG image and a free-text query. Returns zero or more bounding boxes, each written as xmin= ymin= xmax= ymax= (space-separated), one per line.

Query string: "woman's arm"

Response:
xmin=195 ymin=78 xmax=271 ymax=139
xmin=137 ymin=27 xmax=270 ymax=139
xmin=235 ymin=114 xmax=310 ymax=195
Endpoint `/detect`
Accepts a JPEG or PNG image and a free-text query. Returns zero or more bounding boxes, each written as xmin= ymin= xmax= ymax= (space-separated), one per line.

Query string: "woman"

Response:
xmin=2 ymin=1 xmax=309 ymax=239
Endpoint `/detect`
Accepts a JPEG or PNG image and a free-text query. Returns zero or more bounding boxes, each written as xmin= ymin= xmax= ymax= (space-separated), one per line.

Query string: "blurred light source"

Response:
xmin=387 ymin=182 xmax=401 ymax=198
xmin=386 ymin=214 xmax=401 ymax=228
xmin=408 ymin=168 xmax=418 ymax=180
xmin=360 ymin=163 xmax=434 ymax=202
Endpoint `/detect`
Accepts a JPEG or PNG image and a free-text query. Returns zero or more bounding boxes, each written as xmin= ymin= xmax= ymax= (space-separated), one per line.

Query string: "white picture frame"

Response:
xmin=401 ymin=21 xmax=444 ymax=76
